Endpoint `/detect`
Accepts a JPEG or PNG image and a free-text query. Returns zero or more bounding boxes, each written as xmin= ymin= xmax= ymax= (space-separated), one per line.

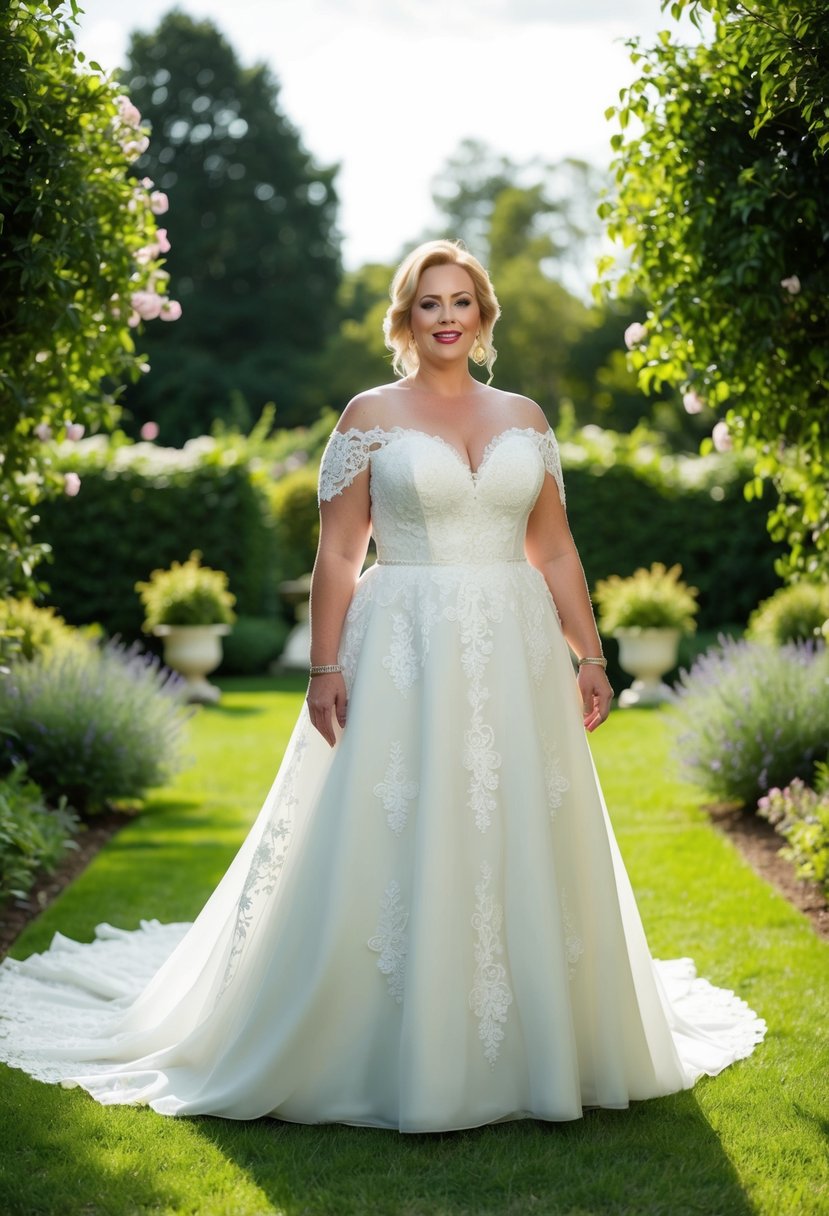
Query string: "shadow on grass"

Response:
xmin=190 ymin=1089 xmax=757 ymax=1216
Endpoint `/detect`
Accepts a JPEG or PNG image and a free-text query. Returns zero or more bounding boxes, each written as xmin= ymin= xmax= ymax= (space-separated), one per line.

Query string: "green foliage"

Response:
xmin=671 ymin=638 xmax=829 ymax=807
xmin=0 ymin=763 xmax=78 ymax=904
xmin=267 ymin=465 xmax=321 ymax=580
xmin=136 ymin=551 xmax=237 ymax=630
xmin=602 ymin=0 xmax=829 ymax=582
xmin=758 ymin=771 xmax=829 ymax=896
xmin=119 ymin=11 xmax=342 ymax=441
xmin=747 ymin=583 xmax=829 ymax=646
xmin=0 ymin=640 xmax=191 ymax=815
xmin=593 ymin=563 xmax=699 ymax=633
xmin=36 ymin=434 xmax=276 ymax=639
xmin=560 ymin=424 xmax=781 ymax=629
xmin=0 ymin=597 xmax=90 ymax=667
xmin=0 ymin=1 xmax=173 ymax=598
xmin=218 ymin=615 xmax=291 ymax=676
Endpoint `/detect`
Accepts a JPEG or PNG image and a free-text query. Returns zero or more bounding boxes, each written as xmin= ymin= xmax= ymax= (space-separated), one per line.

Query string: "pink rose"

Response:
xmin=155 ymin=228 xmax=171 ymax=254
xmin=780 ymin=275 xmax=801 ymax=295
xmin=149 ymin=191 xmax=169 ymax=215
xmin=130 ymin=291 xmax=163 ymax=321
xmin=711 ymin=421 xmax=733 ymax=452
xmin=159 ymin=299 xmax=182 ymax=321
xmin=624 ymin=321 xmax=647 ymax=350
xmin=64 ymin=472 xmax=81 ymax=497
xmin=65 ymin=422 xmax=85 ymax=441
xmin=128 ymin=311 xmax=141 ymax=328
xmin=122 ymin=135 xmax=150 ymax=158
xmin=682 ymin=390 xmax=704 ymax=415
xmin=135 ymin=244 xmax=158 ymax=265
xmin=118 ymin=96 xmax=142 ymax=128
xmin=140 ymin=177 xmax=155 ymax=190
xmin=33 ymin=423 xmax=52 ymax=441
xmin=140 ymin=421 xmax=160 ymax=441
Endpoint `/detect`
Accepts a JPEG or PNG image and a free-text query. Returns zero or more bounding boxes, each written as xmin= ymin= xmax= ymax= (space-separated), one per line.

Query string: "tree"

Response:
xmin=0 ymin=0 xmax=173 ymax=599
xmin=121 ymin=11 xmax=342 ymax=442
xmin=602 ymin=0 xmax=829 ymax=580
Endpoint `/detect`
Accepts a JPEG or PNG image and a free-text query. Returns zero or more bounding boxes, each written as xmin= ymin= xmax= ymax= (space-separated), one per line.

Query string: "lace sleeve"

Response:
xmin=533 ymin=428 xmax=566 ymax=507
xmin=317 ymin=427 xmax=386 ymax=502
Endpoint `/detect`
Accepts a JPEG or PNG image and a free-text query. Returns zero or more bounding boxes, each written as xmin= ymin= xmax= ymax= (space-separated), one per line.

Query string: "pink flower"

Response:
xmin=624 ymin=321 xmax=647 ymax=350
xmin=149 ymin=191 xmax=169 ymax=215
xmin=33 ymin=423 xmax=52 ymax=441
xmin=140 ymin=421 xmax=160 ymax=441
xmin=135 ymin=244 xmax=158 ymax=265
xmin=122 ymin=135 xmax=150 ymax=158
xmin=159 ymin=299 xmax=182 ymax=321
xmin=682 ymin=390 xmax=705 ymax=415
xmin=140 ymin=177 xmax=154 ymax=190
xmin=118 ymin=96 xmax=142 ymax=128
xmin=63 ymin=472 xmax=81 ymax=497
xmin=155 ymin=228 xmax=171 ymax=254
xmin=65 ymin=422 xmax=85 ymax=441
xmin=780 ymin=275 xmax=801 ymax=295
xmin=130 ymin=291 xmax=163 ymax=321
xmin=128 ymin=311 xmax=141 ymax=328
xmin=711 ymin=421 xmax=733 ymax=452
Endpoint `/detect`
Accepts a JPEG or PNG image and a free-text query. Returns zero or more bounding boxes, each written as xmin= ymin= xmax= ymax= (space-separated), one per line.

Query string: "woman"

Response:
xmin=0 ymin=241 xmax=764 ymax=1131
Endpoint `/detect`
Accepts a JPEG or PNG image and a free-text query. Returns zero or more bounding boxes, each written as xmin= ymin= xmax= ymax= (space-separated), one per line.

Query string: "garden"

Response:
xmin=1 ymin=0 xmax=828 ymax=1213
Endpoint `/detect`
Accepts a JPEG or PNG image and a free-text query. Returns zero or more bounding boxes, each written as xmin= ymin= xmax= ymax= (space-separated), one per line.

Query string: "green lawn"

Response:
xmin=1 ymin=678 xmax=826 ymax=1216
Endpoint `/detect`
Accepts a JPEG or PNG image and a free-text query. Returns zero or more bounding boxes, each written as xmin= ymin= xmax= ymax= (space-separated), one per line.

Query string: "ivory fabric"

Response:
xmin=0 ymin=426 xmax=765 ymax=1130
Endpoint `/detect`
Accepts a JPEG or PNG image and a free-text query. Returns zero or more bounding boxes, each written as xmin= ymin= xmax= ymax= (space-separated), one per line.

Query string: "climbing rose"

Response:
xmin=682 ymin=390 xmax=704 ymax=415
xmin=780 ymin=275 xmax=801 ymax=295
xmin=33 ymin=423 xmax=52 ymax=441
xmin=65 ymin=423 xmax=85 ymax=441
xmin=63 ymin=472 xmax=81 ymax=497
xmin=159 ymin=299 xmax=182 ymax=321
xmin=130 ymin=291 xmax=163 ymax=321
xmin=712 ymin=421 xmax=733 ymax=453
xmin=624 ymin=321 xmax=647 ymax=349
xmin=140 ymin=421 xmax=160 ymax=441
xmin=149 ymin=191 xmax=169 ymax=215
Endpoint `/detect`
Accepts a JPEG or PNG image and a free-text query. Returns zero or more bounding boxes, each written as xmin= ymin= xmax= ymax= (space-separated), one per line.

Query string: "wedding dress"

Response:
xmin=0 ymin=425 xmax=765 ymax=1130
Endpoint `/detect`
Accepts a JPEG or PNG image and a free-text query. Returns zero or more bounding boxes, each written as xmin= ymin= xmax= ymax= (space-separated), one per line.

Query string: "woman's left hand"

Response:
xmin=578 ymin=666 xmax=614 ymax=732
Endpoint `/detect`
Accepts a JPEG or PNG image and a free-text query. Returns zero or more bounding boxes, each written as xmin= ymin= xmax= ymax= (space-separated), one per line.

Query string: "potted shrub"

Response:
xmin=593 ymin=562 xmax=699 ymax=706
xmin=136 ymin=551 xmax=236 ymax=703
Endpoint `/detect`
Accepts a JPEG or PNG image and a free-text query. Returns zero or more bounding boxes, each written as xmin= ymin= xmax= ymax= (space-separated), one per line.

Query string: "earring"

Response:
xmin=471 ymin=335 xmax=487 ymax=366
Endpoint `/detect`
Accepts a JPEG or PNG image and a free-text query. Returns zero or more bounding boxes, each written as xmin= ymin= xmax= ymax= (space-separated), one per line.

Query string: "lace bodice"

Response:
xmin=318 ymin=426 xmax=565 ymax=565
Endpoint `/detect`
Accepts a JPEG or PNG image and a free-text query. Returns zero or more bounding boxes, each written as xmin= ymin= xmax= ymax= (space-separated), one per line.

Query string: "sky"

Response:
xmin=74 ymin=0 xmax=684 ymax=269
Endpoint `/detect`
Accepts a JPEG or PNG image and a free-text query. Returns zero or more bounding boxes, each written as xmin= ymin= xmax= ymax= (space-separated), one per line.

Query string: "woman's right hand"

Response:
xmin=306 ymin=672 xmax=348 ymax=748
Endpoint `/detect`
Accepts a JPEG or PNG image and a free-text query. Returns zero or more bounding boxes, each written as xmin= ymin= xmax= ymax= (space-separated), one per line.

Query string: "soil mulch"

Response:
xmin=1 ymin=803 xmax=826 ymax=960
xmin=708 ymin=802 xmax=829 ymax=941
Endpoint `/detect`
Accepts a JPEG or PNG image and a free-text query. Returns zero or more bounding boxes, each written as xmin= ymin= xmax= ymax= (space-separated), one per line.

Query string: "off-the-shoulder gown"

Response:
xmin=0 ymin=425 xmax=765 ymax=1130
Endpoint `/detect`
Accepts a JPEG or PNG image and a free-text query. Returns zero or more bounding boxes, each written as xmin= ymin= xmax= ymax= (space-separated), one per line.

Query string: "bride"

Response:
xmin=0 ymin=240 xmax=764 ymax=1131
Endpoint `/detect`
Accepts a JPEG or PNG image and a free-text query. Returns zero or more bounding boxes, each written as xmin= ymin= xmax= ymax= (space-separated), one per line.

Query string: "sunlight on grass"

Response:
xmin=2 ymin=680 xmax=827 ymax=1215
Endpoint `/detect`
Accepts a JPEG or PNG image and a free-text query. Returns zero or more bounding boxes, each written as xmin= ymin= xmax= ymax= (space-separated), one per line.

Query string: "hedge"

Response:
xmin=35 ymin=422 xmax=781 ymax=643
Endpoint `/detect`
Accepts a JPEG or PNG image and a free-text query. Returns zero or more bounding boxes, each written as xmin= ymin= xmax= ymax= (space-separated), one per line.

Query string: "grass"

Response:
xmin=1 ymin=677 xmax=827 ymax=1216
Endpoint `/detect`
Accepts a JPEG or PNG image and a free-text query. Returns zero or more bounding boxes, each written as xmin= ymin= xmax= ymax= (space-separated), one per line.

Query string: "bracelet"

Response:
xmin=578 ymin=656 xmax=607 ymax=669
xmin=309 ymin=664 xmax=343 ymax=676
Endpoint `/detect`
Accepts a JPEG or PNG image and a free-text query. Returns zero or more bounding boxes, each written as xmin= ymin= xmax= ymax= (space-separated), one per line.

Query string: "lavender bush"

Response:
xmin=0 ymin=640 xmax=192 ymax=814
xmin=670 ymin=637 xmax=829 ymax=807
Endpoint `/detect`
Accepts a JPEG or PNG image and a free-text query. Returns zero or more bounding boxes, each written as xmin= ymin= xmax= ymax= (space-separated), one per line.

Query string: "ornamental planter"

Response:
xmin=614 ymin=627 xmax=681 ymax=708
xmin=153 ymin=623 xmax=231 ymax=703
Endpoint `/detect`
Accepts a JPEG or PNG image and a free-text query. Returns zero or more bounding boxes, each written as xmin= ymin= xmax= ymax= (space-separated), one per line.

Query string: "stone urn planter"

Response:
xmin=135 ymin=551 xmax=237 ymax=704
xmin=277 ymin=574 xmax=313 ymax=670
xmin=153 ymin=623 xmax=231 ymax=704
xmin=592 ymin=563 xmax=700 ymax=710
xmin=614 ymin=627 xmax=681 ymax=707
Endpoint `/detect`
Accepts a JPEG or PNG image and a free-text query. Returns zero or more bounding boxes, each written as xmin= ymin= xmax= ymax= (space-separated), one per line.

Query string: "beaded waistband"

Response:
xmin=376 ymin=557 xmax=527 ymax=567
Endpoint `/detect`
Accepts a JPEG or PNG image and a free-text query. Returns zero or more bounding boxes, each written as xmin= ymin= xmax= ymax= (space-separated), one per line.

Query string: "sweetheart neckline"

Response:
xmin=337 ymin=424 xmax=548 ymax=480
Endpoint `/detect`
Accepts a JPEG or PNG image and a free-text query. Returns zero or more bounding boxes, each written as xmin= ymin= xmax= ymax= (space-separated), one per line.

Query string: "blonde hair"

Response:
xmin=383 ymin=239 xmax=501 ymax=381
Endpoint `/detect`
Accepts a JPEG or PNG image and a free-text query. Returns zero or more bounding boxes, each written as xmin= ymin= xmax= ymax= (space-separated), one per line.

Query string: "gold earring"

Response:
xmin=471 ymin=335 xmax=487 ymax=366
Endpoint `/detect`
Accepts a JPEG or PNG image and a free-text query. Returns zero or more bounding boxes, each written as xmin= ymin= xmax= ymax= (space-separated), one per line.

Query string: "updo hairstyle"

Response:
xmin=383 ymin=240 xmax=501 ymax=381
